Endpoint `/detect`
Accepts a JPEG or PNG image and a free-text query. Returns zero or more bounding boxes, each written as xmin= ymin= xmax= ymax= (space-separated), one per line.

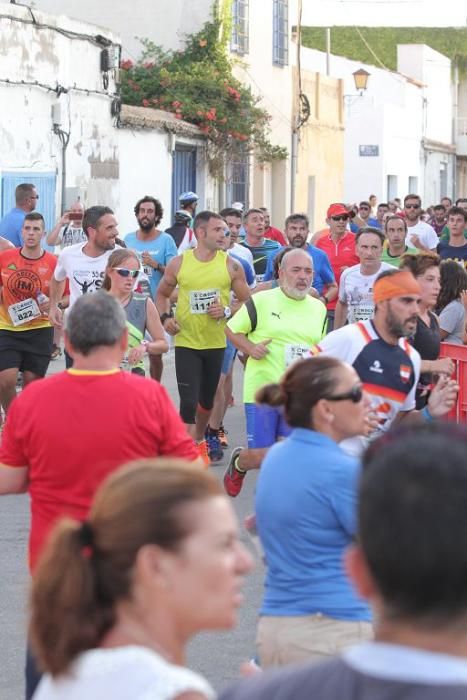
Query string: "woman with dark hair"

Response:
xmin=437 ymin=260 xmax=467 ymax=345
xmin=103 ymin=249 xmax=168 ymax=376
xmin=400 ymin=253 xmax=454 ymax=407
xmin=31 ymin=459 xmax=253 ymax=699
xmin=254 ymin=356 xmax=372 ymax=668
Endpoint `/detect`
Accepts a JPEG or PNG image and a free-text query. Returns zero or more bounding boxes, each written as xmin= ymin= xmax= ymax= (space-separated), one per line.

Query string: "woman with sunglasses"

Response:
xmin=30 ymin=459 xmax=253 ymax=699
xmin=103 ymin=249 xmax=168 ymax=376
xmin=254 ymin=355 xmax=372 ymax=668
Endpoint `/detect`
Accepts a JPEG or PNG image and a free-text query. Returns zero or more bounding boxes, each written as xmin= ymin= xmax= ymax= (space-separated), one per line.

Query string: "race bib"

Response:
xmin=352 ymin=303 xmax=375 ymax=322
xmin=8 ymin=298 xmax=41 ymax=326
xmin=285 ymin=344 xmax=309 ymax=367
xmin=189 ymin=289 xmax=219 ymax=314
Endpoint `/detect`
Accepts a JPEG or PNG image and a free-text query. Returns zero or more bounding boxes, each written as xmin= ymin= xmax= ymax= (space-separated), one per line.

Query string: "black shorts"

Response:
xmin=175 ymin=346 xmax=225 ymax=424
xmin=0 ymin=327 xmax=54 ymax=377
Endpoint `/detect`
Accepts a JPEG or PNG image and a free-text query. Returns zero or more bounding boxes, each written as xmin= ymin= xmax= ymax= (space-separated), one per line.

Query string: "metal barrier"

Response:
xmin=439 ymin=343 xmax=467 ymax=423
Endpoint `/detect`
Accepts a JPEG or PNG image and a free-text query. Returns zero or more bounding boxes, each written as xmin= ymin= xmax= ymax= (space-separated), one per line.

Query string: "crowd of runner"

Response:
xmin=0 ymin=184 xmax=466 ymax=699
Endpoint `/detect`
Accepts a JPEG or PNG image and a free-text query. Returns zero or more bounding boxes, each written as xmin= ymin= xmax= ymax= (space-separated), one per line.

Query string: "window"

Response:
xmin=273 ymin=0 xmax=288 ymax=67
xmin=171 ymin=145 xmax=197 ymax=219
xmin=387 ymin=175 xmax=398 ymax=201
xmin=231 ymin=0 xmax=249 ymax=55
xmin=408 ymin=176 xmax=418 ymax=195
xmin=226 ymin=147 xmax=249 ymax=209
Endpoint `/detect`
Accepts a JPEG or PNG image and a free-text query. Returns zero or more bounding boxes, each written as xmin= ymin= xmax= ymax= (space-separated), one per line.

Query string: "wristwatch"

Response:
xmin=160 ymin=312 xmax=173 ymax=324
xmin=223 ymin=306 xmax=232 ymax=319
xmin=141 ymin=340 xmax=149 ymax=353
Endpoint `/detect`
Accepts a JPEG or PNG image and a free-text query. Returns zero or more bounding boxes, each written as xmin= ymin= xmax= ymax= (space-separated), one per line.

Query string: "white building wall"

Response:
xmin=118 ymin=127 xmax=217 ymax=234
xmin=300 ymin=47 xmax=424 ymax=207
xmin=35 ymin=0 xmax=213 ymax=58
xmin=0 ymin=3 xmax=120 ymax=217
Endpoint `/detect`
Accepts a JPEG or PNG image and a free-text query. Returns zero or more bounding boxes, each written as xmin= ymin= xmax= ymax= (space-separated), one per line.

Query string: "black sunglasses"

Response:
xmin=331 ymin=215 xmax=349 ymax=222
xmin=405 ymin=204 xmax=420 ymax=209
xmin=115 ymin=268 xmax=139 ymax=279
xmin=326 ymin=384 xmax=363 ymax=404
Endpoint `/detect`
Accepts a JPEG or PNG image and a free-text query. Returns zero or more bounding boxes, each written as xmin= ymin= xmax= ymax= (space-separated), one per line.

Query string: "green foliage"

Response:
xmin=120 ymin=16 xmax=287 ymax=176
xmin=301 ymin=26 xmax=467 ymax=76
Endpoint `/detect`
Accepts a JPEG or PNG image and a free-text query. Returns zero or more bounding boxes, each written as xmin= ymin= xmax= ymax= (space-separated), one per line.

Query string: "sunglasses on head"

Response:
xmin=331 ymin=215 xmax=349 ymax=222
xmin=115 ymin=267 xmax=139 ymax=279
xmin=405 ymin=204 xmax=420 ymax=209
xmin=326 ymin=384 xmax=363 ymax=404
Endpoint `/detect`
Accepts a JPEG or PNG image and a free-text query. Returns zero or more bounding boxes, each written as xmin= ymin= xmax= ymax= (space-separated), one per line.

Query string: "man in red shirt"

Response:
xmin=259 ymin=207 xmax=287 ymax=245
xmin=314 ymin=203 xmax=359 ymax=330
xmin=0 ymin=291 xmax=201 ymax=698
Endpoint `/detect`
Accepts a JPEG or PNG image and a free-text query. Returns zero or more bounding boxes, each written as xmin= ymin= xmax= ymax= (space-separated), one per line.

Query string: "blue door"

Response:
xmin=171 ymin=146 xmax=196 ymax=221
xmin=1 ymin=172 xmax=57 ymax=250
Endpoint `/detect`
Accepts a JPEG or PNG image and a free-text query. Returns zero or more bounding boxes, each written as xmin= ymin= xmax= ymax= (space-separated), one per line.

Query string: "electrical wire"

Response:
xmin=0 ymin=77 xmax=116 ymax=99
xmin=0 ymin=11 xmax=112 ymax=47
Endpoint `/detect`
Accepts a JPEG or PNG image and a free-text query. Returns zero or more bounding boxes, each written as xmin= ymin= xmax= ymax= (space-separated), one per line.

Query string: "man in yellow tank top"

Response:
xmin=156 ymin=210 xmax=250 ymax=465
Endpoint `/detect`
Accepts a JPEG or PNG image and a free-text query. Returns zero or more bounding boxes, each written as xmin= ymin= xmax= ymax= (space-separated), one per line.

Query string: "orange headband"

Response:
xmin=373 ymin=270 xmax=421 ymax=304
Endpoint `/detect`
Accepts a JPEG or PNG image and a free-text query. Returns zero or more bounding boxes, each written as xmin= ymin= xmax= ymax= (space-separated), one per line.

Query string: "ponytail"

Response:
xmin=29 ymin=519 xmax=114 ymax=676
xmin=255 ymin=383 xmax=285 ymax=407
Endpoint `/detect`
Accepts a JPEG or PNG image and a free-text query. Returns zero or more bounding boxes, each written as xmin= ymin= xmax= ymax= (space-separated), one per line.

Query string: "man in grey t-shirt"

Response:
xmin=220 ymin=423 xmax=467 ymax=700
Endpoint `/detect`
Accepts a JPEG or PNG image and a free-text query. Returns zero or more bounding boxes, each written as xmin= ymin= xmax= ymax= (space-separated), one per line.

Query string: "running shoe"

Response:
xmin=196 ymin=439 xmax=211 ymax=468
xmin=50 ymin=344 xmax=62 ymax=360
xmin=206 ymin=430 xmax=223 ymax=463
xmin=218 ymin=425 xmax=228 ymax=449
xmin=224 ymin=446 xmax=246 ymax=497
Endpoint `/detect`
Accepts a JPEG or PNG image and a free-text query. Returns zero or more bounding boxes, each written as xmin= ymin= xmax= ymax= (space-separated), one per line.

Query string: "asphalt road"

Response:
xmin=0 ymin=350 xmax=263 ymax=700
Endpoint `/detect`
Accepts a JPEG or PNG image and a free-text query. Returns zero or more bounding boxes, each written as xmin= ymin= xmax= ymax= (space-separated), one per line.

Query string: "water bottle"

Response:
xmin=36 ymin=291 xmax=49 ymax=305
xmin=36 ymin=291 xmax=49 ymax=316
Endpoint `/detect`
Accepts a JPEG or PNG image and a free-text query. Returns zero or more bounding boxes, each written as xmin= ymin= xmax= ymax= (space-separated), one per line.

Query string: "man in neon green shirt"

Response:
xmin=224 ymin=248 xmax=327 ymax=496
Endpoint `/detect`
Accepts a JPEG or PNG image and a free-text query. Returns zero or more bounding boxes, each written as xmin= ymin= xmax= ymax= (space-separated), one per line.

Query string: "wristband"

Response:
xmin=422 ymin=406 xmax=434 ymax=422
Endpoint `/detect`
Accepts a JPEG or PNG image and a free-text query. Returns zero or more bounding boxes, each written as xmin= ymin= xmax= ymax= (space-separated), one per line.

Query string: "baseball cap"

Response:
xmin=232 ymin=201 xmax=244 ymax=212
xmin=327 ymin=203 xmax=349 ymax=219
xmin=179 ymin=191 xmax=198 ymax=205
xmin=174 ymin=209 xmax=192 ymax=223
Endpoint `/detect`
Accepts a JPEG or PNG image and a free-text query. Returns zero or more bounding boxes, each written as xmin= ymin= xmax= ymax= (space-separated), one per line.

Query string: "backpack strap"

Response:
xmin=245 ymin=297 xmax=257 ymax=333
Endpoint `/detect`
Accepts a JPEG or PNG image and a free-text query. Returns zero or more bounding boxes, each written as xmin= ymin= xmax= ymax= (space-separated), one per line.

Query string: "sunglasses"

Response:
xmin=326 ymin=384 xmax=363 ymax=404
xmin=114 ymin=268 xmax=139 ymax=279
xmin=405 ymin=204 xmax=420 ymax=209
xmin=331 ymin=215 xmax=349 ymax=222
xmin=359 ymin=206 xmax=370 ymax=210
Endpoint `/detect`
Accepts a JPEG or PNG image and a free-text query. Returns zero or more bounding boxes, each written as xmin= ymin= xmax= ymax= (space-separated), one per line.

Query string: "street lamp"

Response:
xmin=352 ymin=68 xmax=370 ymax=94
xmin=344 ymin=69 xmax=371 ymax=106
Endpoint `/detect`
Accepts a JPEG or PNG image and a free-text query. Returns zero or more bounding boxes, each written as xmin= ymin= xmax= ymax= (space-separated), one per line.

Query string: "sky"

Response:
xmin=301 ymin=0 xmax=467 ymax=27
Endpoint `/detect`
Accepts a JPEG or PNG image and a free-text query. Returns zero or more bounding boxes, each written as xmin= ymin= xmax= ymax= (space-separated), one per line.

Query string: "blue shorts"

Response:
xmin=221 ymin=338 xmax=237 ymax=375
xmin=244 ymin=403 xmax=291 ymax=449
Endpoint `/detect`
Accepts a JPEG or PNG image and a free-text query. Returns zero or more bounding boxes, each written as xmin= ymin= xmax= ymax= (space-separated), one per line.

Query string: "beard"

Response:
xmin=138 ymin=217 xmax=155 ymax=232
xmin=281 ymin=280 xmax=310 ymax=300
xmin=290 ymin=236 xmax=306 ymax=248
xmin=386 ymin=303 xmax=417 ymax=338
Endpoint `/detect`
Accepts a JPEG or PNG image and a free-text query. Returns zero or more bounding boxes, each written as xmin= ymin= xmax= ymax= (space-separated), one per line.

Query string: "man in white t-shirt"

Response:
xmin=334 ymin=227 xmax=393 ymax=328
xmin=46 ymin=201 xmax=86 ymax=251
xmin=220 ymin=208 xmax=254 ymax=267
xmin=404 ymin=194 xmax=438 ymax=251
xmin=48 ymin=206 xmax=119 ymax=366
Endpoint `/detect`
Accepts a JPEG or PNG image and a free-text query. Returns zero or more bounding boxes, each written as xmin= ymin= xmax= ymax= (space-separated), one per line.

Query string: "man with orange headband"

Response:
xmin=312 ymin=268 xmax=458 ymax=455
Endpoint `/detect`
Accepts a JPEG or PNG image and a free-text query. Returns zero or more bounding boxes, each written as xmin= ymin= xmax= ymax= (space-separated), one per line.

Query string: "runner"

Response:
xmin=312 ymin=268 xmax=458 ymax=456
xmin=334 ymin=227 xmax=393 ymax=329
xmin=103 ymin=249 xmax=168 ymax=376
xmin=0 ymin=213 xmax=57 ymax=413
xmin=223 ymin=249 xmax=327 ymax=497
xmin=156 ymin=210 xmax=250 ymax=465
xmin=314 ymin=203 xmax=360 ymax=330
xmin=165 ymin=209 xmax=197 ymax=253
xmin=381 ymin=215 xmax=417 ymax=267
xmin=263 ymin=213 xmax=337 ymax=301
xmin=220 ymin=207 xmax=254 ymax=267
xmin=240 ymin=209 xmax=281 ymax=282
xmin=125 ymin=196 xmax=177 ymax=381
xmin=48 ymin=206 xmax=119 ymax=367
